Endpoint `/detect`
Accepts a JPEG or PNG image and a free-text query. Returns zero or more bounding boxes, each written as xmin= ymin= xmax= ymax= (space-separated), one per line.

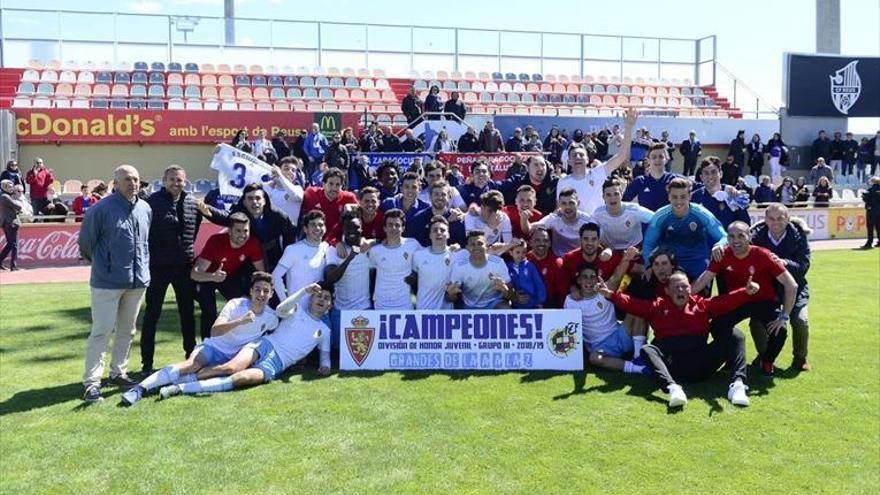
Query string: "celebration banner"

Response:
xmin=436 ymin=152 xmax=541 ymax=181
xmin=14 ymin=109 xmax=360 ymax=143
xmin=339 ymin=309 xmax=583 ymax=371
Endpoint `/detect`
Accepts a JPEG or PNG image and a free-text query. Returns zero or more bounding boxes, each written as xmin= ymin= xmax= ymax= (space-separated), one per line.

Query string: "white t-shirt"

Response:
xmin=265 ymin=306 xmax=331 ymax=369
xmin=265 ymin=182 xmax=304 ymax=227
xmin=464 ymin=213 xmax=512 ymax=245
xmin=367 ymin=238 xmax=421 ymax=309
xmin=326 ymin=244 xmax=372 ymax=310
xmin=557 ymin=165 xmax=608 ymax=215
xmin=419 ymin=187 xmax=466 ymax=210
xmin=563 ymin=294 xmax=619 ymax=350
xmin=273 ymin=239 xmax=330 ymax=300
xmin=449 ymin=254 xmax=511 ymax=309
xmin=204 ymin=298 xmax=279 ymax=356
xmin=592 ymin=202 xmax=655 ymax=250
xmin=412 ymin=246 xmax=461 ymax=309
xmin=535 ymin=211 xmax=592 ymax=257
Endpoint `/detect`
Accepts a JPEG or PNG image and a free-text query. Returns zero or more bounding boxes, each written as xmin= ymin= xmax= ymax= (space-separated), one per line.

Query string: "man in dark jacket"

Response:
xmin=750 ymin=203 xmax=812 ymax=371
xmin=811 ymin=130 xmax=831 ymax=164
xmin=457 ymin=126 xmax=480 ymax=153
xmin=401 ymin=87 xmax=423 ymax=124
xmin=198 ymin=182 xmax=295 ymax=274
xmin=140 ymin=165 xmax=202 ymax=375
xmin=443 ymin=91 xmax=467 ymax=121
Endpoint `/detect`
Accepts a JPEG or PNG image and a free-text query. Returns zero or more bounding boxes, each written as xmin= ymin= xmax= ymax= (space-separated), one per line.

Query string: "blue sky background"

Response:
xmin=3 ymin=0 xmax=878 ymax=130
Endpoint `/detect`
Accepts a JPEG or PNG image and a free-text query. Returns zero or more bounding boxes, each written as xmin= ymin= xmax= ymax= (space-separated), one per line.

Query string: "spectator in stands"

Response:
xmin=252 ymin=130 xmax=272 ymax=158
xmin=198 ymin=183 xmax=295 ymax=272
xmin=858 ymin=137 xmax=872 ymax=183
xmin=40 ymin=187 xmax=68 ymax=221
xmin=78 ymin=165 xmax=151 ymax=402
xmin=424 ymin=85 xmax=443 ymax=120
xmin=811 ymin=130 xmax=831 ymax=164
xmin=25 ymin=157 xmax=55 ymax=215
xmin=728 ymin=130 xmax=747 ymax=169
xmin=794 ymin=178 xmax=810 ymax=206
xmin=231 ymin=130 xmax=253 ymax=154
xmin=506 ymin=128 xmax=525 ymax=152
xmin=775 ymin=177 xmax=797 ymax=206
xmin=679 ymin=131 xmax=702 ymax=177
xmin=459 ymin=160 xmax=500 ymax=206
xmin=828 ymin=131 xmax=844 ymax=176
xmin=433 ymin=129 xmax=455 ymax=153
xmin=458 ymin=126 xmax=480 ymax=153
xmin=842 ymin=132 xmax=860 ymax=177
xmin=444 ymin=91 xmax=467 ymax=121
xmin=721 ymin=153 xmax=741 ymax=186
xmin=271 ymin=131 xmax=291 ymax=159
xmin=0 ymin=179 xmax=22 ymax=271
xmin=524 ymin=132 xmax=543 ymax=152
xmin=358 ymin=122 xmax=381 ymax=152
xmin=862 ymin=176 xmax=880 ymax=249
xmin=304 ymin=123 xmax=329 ymax=179
xmin=375 ymin=161 xmax=400 ymax=200
xmin=747 ymin=133 xmax=765 ymax=178
xmin=324 ymin=133 xmax=351 ymax=171
xmin=659 ymin=131 xmax=675 ymax=172
xmin=378 ymin=125 xmax=403 ymax=152
xmin=141 ymin=165 xmax=201 ymax=376
xmin=401 ymin=129 xmax=424 ymax=152
xmin=809 ymin=157 xmax=834 ymax=186
xmin=544 ymin=127 xmax=565 ymax=166
xmin=1 ymin=160 xmax=25 ymax=189
xmin=624 ymin=142 xmax=676 ymax=211
xmin=754 ymin=175 xmax=775 ymax=206
xmin=479 ymin=121 xmax=504 ymax=153
xmin=72 ymin=185 xmax=98 ymax=221
xmin=402 ymin=87 xmax=423 ymax=124
xmin=812 ymin=176 xmax=832 ymax=207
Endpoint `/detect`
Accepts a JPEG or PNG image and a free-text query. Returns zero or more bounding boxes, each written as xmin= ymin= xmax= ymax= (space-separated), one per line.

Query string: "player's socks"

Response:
xmin=632 ymin=336 xmax=646 ymax=358
xmin=179 ymin=377 xmax=233 ymax=395
xmin=140 ymin=365 xmax=178 ymax=392
xmin=623 ymin=361 xmax=646 ymax=374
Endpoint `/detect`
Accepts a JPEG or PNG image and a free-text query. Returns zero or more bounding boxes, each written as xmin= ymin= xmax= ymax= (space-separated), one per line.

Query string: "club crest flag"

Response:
xmin=210 ymin=143 xmax=273 ymax=196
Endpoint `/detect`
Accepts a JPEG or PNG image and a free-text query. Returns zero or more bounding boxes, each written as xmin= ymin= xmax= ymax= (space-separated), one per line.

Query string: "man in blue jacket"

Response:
xmin=79 ymin=165 xmax=152 ymax=403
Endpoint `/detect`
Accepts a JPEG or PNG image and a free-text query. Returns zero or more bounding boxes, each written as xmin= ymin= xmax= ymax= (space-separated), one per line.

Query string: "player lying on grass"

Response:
xmin=597 ymin=270 xmax=759 ymax=408
xmin=157 ymin=282 xmax=333 ymax=399
xmin=121 ymin=272 xmax=279 ymax=406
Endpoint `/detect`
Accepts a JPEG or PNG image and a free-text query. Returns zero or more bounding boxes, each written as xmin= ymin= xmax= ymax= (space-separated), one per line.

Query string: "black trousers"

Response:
xmin=710 ymin=300 xmax=787 ymax=364
xmin=642 ymin=330 xmax=747 ymax=391
xmin=140 ymin=264 xmax=195 ymax=370
xmin=195 ymin=277 xmax=248 ymax=341
xmin=0 ymin=224 xmax=19 ymax=267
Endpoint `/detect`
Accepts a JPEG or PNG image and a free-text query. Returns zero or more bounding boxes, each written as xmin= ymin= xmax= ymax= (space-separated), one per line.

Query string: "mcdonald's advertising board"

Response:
xmin=13 ymin=109 xmax=360 ymax=144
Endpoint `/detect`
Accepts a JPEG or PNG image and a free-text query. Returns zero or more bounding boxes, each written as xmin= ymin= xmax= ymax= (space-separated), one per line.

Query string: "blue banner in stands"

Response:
xmin=356 ymin=152 xmax=435 ymax=171
xmin=784 ymin=53 xmax=880 ymax=117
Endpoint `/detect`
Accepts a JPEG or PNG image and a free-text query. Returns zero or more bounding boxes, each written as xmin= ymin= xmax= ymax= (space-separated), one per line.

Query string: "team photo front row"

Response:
xmin=77 ymin=157 xmax=813 ymax=410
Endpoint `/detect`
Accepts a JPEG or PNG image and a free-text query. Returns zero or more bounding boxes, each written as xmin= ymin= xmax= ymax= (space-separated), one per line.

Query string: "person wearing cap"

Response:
xmin=679 ymin=131 xmax=702 ymax=177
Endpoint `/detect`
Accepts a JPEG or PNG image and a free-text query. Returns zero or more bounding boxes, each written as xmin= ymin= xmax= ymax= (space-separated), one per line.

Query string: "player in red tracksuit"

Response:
xmin=600 ymin=270 xmax=759 ymax=408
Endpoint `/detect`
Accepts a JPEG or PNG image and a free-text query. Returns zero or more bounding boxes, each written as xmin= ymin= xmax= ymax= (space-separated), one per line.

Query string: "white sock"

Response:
xmin=623 ymin=361 xmax=645 ymax=374
xmin=141 ymin=366 xmax=176 ymax=391
xmin=632 ymin=336 xmax=646 ymax=358
xmin=175 ymin=373 xmax=197 ymax=385
xmin=179 ymin=377 xmax=233 ymax=395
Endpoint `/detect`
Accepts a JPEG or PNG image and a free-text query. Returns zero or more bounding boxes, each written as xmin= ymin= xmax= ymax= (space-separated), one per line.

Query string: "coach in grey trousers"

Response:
xmin=79 ymin=164 xmax=152 ymax=403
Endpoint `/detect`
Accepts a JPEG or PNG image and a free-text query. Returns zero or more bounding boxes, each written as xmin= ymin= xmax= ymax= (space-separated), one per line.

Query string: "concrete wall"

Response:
xmin=17 ymin=143 xmax=217 ymax=183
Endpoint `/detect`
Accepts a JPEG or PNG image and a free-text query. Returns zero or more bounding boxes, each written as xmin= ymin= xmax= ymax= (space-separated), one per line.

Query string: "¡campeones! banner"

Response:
xmin=339 ymin=309 xmax=583 ymax=371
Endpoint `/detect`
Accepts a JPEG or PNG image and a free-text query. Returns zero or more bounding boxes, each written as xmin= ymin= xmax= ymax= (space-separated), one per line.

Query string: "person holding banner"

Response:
xmin=368 ymin=209 xmax=422 ymax=310
xmin=410 ymin=216 xmax=459 ymax=310
xmin=557 ymin=108 xmax=638 ymax=215
xmin=598 ymin=271 xmax=755 ymax=408
xmin=158 ymin=282 xmax=333 ymax=400
xmin=406 ymin=181 xmax=466 ymax=247
xmin=272 ymin=210 xmax=331 ymax=303
xmin=447 ymin=231 xmax=514 ymax=309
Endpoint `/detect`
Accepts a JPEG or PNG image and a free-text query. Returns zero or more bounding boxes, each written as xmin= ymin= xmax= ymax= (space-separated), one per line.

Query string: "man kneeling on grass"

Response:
xmin=158 ymin=282 xmax=333 ymax=399
xmin=121 ymin=272 xmax=279 ymax=406
xmin=597 ymin=270 xmax=759 ymax=408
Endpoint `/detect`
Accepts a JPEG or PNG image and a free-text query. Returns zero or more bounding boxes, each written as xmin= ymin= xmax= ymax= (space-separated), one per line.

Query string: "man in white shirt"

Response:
xmin=367 ymin=209 xmax=421 ymax=309
xmin=530 ymin=188 xmax=592 ymax=256
xmin=120 ymin=272 xmax=279 ymax=406
xmin=592 ymin=177 xmax=655 ymax=250
xmin=272 ymin=210 xmax=330 ymax=301
xmin=264 ymin=157 xmax=304 ymax=228
xmin=159 ymin=282 xmax=333 ymax=398
xmin=447 ymin=231 xmax=514 ymax=309
xmin=412 ymin=216 xmax=461 ymax=309
xmin=556 ymin=108 xmax=638 ymax=215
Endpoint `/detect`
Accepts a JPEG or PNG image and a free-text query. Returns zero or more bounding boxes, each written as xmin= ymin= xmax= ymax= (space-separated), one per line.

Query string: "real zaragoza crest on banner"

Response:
xmin=829 ymin=61 xmax=861 ymax=115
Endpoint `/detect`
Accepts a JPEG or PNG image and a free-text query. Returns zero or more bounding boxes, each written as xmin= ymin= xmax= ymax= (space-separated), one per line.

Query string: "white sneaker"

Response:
xmin=667 ymin=384 xmax=688 ymax=407
xmin=728 ymin=381 xmax=750 ymax=407
xmin=158 ymin=385 xmax=181 ymax=400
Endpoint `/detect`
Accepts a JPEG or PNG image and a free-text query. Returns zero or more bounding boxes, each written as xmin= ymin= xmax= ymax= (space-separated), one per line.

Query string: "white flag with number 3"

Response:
xmin=210 ymin=143 xmax=273 ymax=196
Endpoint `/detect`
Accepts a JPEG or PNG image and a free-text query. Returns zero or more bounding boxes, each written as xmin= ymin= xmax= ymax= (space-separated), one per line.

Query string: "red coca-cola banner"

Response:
xmin=436 ymin=152 xmax=541 ymax=180
xmin=14 ymin=109 xmax=360 ymax=144
xmin=0 ymin=223 xmax=224 ymax=268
